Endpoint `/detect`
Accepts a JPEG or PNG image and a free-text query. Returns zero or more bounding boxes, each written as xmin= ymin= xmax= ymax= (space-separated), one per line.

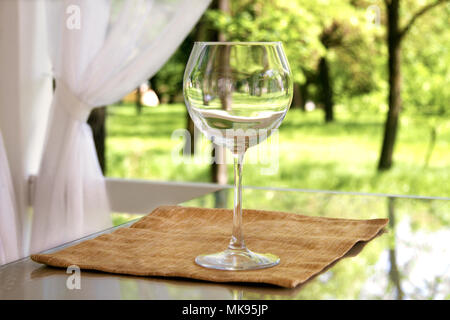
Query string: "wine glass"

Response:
xmin=183 ymin=42 xmax=293 ymax=270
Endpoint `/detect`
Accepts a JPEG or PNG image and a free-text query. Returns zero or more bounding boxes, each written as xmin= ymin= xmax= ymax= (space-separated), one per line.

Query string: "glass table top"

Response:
xmin=1 ymin=187 xmax=449 ymax=300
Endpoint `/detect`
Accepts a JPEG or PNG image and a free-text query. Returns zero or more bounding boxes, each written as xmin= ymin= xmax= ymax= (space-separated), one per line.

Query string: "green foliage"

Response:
xmin=150 ymin=33 xmax=196 ymax=102
xmin=402 ymin=3 xmax=450 ymax=118
xmin=204 ymin=0 xmax=325 ymax=83
xmin=129 ymin=0 xmax=450 ymax=195
xmin=151 ymin=0 xmax=448 ymax=121
xmin=151 ymin=50 xmax=186 ymax=101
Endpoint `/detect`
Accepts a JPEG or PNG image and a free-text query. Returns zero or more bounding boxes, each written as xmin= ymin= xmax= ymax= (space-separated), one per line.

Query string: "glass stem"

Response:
xmin=229 ymin=152 xmax=246 ymax=251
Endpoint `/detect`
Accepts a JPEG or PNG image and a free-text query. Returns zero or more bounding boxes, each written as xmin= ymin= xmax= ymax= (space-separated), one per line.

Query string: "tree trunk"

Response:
xmin=186 ymin=112 xmax=196 ymax=155
xmin=211 ymin=0 xmax=230 ymax=208
xmin=211 ymin=147 xmax=228 ymax=185
xmin=423 ymin=126 xmax=437 ymax=169
xmin=136 ymin=86 xmax=142 ymax=115
xmin=387 ymin=197 xmax=404 ymax=299
xmin=378 ymin=0 xmax=402 ymax=170
xmin=218 ymin=0 xmax=230 ymax=35
xmin=185 ymin=11 xmax=210 ymax=156
xmin=149 ymin=77 xmax=157 ymax=97
xmin=299 ymin=82 xmax=308 ymax=111
xmin=293 ymin=82 xmax=308 ymax=111
xmin=87 ymin=107 xmax=107 ymax=174
xmin=292 ymin=83 xmax=302 ymax=109
xmin=318 ymin=56 xmax=334 ymax=122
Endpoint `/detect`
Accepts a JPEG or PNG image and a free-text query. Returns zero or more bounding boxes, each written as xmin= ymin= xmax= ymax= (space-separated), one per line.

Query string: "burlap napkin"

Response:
xmin=31 ymin=205 xmax=388 ymax=288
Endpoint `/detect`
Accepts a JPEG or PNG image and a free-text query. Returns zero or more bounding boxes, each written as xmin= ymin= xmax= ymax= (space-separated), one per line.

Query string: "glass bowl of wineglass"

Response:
xmin=183 ymin=41 xmax=293 ymax=270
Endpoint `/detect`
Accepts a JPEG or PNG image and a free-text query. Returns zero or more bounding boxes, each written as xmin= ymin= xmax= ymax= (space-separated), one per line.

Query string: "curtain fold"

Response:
xmin=0 ymin=132 xmax=20 ymax=264
xmin=30 ymin=0 xmax=210 ymax=253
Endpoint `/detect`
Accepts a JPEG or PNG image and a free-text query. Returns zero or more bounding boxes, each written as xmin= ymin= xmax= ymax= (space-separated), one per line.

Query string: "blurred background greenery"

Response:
xmin=87 ymin=0 xmax=450 ymax=298
xmin=88 ymin=0 xmax=449 ymax=202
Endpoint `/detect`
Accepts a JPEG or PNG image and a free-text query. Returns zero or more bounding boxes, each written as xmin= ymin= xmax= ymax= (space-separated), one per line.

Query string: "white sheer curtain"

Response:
xmin=0 ymin=132 xmax=20 ymax=264
xmin=30 ymin=0 xmax=210 ymax=253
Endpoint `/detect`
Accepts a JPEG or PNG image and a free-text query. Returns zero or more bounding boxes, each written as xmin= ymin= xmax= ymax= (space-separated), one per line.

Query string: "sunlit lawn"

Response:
xmin=106 ymin=102 xmax=450 ymax=201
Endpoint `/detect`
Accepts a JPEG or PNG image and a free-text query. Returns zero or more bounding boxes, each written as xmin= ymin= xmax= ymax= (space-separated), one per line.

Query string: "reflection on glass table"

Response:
xmin=0 ymin=188 xmax=449 ymax=300
xmin=184 ymin=188 xmax=450 ymax=300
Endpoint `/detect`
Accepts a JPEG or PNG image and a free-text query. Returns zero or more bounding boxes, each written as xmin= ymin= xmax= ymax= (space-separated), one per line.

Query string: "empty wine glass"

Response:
xmin=183 ymin=42 xmax=293 ymax=270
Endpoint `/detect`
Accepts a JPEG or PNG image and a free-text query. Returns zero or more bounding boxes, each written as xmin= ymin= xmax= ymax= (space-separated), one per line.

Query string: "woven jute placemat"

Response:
xmin=31 ymin=205 xmax=388 ymax=288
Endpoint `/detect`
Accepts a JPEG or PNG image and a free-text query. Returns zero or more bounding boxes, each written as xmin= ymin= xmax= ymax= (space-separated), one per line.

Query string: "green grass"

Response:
xmin=106 ymin=103 xmax=450 ymax=198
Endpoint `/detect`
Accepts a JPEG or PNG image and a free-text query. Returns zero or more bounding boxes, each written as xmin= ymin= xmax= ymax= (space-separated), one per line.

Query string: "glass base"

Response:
xmin=195 ymin=248 xmax=280 ymax=271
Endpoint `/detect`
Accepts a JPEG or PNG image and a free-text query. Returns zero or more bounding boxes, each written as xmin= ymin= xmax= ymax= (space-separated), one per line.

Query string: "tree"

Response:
xmin=318 ymin=21 xmax=344 ymax=122
xmin=211 ymin=0 xmax=231 ymax=208
xmin=387 ymin=197 xmax=404 ymax=299
xmin=205 ymin=0 xmax=324 ymax=91
xmin=312 ymin=1 xmax=381 ymax=123
xmin=378 ymin=0 xmax=449 ymax=170
xmin=87 ymin=107 xmax=107 ymax=174
xmin=401 ymin=4 xmax=450 ymax=168
xmin=206 ymin=0 xmax=379 ymax=123
xmin=185 ymin=15 xmax=211 ymax=156
xmin=135 ymin=86 xmax=142 ymax=115
xmin=292 ymin=82 xmax=307 ymax=111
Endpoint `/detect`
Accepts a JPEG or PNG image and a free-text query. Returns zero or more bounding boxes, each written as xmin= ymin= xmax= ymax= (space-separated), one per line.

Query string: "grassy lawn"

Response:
xmin=106 ymin=102 xmax=450 ymax=199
